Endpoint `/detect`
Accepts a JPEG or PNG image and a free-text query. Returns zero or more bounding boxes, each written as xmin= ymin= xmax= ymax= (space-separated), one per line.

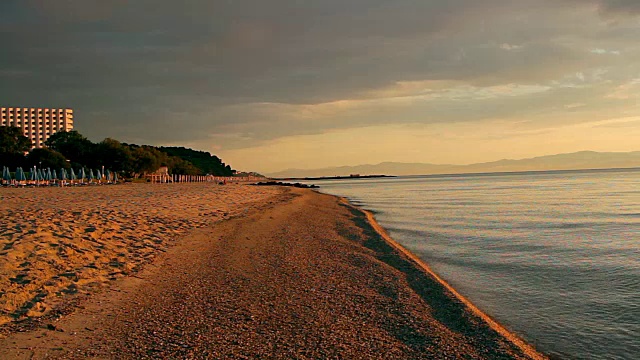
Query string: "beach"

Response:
xmin=0 ymin=183 xmax=282 ymax=327
xmin=0 ymin=184 xmax=545 ymax=359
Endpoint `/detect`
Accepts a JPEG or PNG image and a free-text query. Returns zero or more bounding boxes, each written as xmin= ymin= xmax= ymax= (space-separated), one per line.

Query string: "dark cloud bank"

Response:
xmin=0 ymin=0 xmax=638 ymax=148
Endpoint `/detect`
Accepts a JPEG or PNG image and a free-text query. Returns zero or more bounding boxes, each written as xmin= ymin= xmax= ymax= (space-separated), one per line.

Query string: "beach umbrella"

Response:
xmin=15 ymin=167 xmax=24 ymax=182
xmin=88 ymin=169 xmax=95 ymax=182
xmin=96 ymin=169 xmax=102 ymax=180
xmin=79 ymin=168 xmax=86 ymax=182
xmin=2 ymin=167 xmax=11 ymax=184
xmin=114 ymin=173 xmax=118 ymax=183
xmin=52 ymin=169 xmax=57 ymax=181
xmin=60 ymin=168 xmax=67 ymax=181
xmin=105 ymin=169 xmax=111 ymax=182
xmin=70 ymin=168 xmax=76 ymax=181
xmin=46 ymin=168 xmax=53 ymax=181
xmin=36 ymin=168 xmax=43 ymax=181
xmin=2 ymin=167 xmax=10 ymax=181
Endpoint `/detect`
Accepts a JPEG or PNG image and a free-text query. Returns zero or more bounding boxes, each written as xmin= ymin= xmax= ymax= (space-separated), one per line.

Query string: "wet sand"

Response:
xmin=0 ymin=185 xmax=546 ymax=359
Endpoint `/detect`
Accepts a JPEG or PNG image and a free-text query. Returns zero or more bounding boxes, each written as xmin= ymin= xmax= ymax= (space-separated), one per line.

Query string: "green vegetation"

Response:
xmin=158 ymin=147 xmax=232 ymax=176
xmin=0 ymin=126 xmax=32 ymax=168
xmin=0 ymin=127 xmax=234 ymax=177
xmin=26 ymin=148 xmax=70 ymax=169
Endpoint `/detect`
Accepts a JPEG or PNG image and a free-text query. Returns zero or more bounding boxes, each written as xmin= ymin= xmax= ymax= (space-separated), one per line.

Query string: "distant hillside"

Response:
xmin=268 ymin=151 xmax=640 ymax=178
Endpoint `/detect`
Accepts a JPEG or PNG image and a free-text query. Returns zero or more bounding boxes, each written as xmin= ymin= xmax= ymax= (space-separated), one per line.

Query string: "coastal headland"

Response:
xmin=0 ymin=184 xmax=546 ymax=359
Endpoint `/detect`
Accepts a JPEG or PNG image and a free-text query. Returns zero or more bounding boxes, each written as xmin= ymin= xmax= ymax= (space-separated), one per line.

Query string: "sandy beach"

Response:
xmin=0 ymin=183 xmax=282 ymax=327
xmin=0 ymin=184 xmax=546 ymax=359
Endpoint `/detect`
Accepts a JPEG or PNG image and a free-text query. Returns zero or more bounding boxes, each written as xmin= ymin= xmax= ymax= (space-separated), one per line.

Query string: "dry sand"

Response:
xmin=0 ymin=184 xmax=546 ymax=359
xmin=0 ymin=183 xmax=282 ymax=326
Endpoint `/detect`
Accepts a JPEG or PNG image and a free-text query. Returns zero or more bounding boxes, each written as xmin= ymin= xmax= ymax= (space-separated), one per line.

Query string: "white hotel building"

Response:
xmin=1 ymin=107 xmax=74 ymax=148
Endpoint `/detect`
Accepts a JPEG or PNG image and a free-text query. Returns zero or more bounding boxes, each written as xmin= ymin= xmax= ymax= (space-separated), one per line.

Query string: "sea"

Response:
xmin=303 ymin=168 xmax=640 ymax=360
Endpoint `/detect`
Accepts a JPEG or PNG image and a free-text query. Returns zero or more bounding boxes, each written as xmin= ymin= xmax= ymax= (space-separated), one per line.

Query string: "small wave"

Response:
xmin=319 ymin=169 xmax=640 ymax=360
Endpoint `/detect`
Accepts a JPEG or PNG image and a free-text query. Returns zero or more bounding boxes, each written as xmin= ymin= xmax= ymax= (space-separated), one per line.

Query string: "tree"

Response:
xmin=131 ymin=146 xmax=161 ymax=175
xmin=26 ymin=148 xmax=70 ymax=169
xmin=40 ymin=130 xmax=236 ymax=178
xmin=44 ymin=130 xmax=94 ymax=166
xmin=168 ymin=157 xmax=200 ymax=175
xmin=159 ymin=146 xmax=234 ymax=175
xmin=0 ymin=126 xmax=31 ymax=168
xmin=94 ymin=138 xmax=133 ymax=173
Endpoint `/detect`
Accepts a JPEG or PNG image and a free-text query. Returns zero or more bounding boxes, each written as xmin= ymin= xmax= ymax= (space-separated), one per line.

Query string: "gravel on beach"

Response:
xmin=1 ymin=187 xmax=545 ymax=359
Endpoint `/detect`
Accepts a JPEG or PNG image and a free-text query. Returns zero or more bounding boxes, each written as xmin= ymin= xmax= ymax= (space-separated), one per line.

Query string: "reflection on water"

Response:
xmin=309 ymin=169 xmax=640 ymax=360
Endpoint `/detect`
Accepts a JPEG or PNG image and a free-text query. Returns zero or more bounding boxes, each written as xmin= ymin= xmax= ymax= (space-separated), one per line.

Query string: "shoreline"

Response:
xmin=1 ymin=185 xmax=547 ymax=358
xmin=335 ymin=194 xmax=547 ymax=360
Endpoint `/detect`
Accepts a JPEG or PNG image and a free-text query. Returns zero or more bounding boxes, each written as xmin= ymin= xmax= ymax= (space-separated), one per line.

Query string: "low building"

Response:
xmin=0 ymin=107 xmax=74 ymax=148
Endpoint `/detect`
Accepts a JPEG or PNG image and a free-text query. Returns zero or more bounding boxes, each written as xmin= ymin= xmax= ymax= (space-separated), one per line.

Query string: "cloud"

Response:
xmin=557 ymin=0 xmax=640 ymax=17
xmin=591 ymin=48 xmax=621 ymax=55
xmin=500 ymin=43 xmax=524 ymax=51
xmin=596 ymin=0 xmax=640 ymax=16
xmin=0 ymin=0 xmax=639 ymax=165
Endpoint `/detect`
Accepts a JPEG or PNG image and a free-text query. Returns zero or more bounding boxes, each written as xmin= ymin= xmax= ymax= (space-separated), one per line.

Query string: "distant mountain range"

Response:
xmin=268 ymin=151 xmax=640 ymax=178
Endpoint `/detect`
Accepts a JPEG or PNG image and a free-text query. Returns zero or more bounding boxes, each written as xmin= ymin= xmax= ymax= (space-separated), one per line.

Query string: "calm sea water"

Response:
xmin=305 ymin=169 xmax=640 ymax=360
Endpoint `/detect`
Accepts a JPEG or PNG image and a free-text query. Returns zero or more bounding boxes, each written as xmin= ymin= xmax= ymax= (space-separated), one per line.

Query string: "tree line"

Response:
xmin=0 ymin=126 xmax=234 ymax=177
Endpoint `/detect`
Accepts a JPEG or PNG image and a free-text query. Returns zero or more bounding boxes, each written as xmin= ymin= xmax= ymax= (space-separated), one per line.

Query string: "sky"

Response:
xmin=1 ymin=1 xmax=639 ymax=173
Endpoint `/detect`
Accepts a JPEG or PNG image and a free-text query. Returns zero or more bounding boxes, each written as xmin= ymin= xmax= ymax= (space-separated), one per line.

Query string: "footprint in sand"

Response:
xmin=9 ymin=273 xmax=31 ymax=285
